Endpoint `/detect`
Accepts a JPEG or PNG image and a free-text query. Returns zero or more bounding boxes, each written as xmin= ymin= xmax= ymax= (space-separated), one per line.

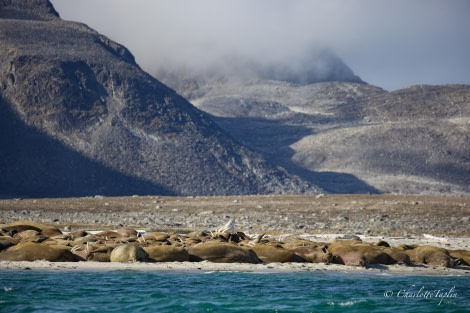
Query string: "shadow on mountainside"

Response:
xmin=0 ymin=97 xmax=175 ymax=198
xmin=212 ymin=116 xmax=380 ymax=194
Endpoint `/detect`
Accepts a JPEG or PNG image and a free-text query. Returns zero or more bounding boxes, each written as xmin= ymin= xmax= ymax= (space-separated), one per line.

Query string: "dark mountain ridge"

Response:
xmin=0 ymin=0 xmax=321 ymax=197
xmin=0 ymin=96 xmax=171 ymax=197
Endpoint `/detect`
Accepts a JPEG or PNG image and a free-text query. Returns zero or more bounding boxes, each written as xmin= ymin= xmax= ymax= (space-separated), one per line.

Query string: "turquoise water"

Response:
xmin=0 ymin=269 xmax=469 ymax=312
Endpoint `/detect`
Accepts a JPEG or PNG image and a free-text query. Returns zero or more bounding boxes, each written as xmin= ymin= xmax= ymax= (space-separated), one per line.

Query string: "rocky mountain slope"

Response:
xmin=0 ymin=0 xmax=321 ymax=198
xmin=159 ymin=68 xmax=470 ymax=195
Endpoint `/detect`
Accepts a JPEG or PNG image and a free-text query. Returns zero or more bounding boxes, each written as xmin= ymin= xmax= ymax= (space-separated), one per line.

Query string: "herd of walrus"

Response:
xmin=1 ymin=220 xmax=470 ymax=268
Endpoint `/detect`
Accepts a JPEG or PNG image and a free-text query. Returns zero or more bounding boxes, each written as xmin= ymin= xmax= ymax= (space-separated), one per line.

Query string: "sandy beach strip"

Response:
xmin=1 ymin=260 xmax=469 ymax=276
xmin=1 ymin=232 xmax=469 ymax=275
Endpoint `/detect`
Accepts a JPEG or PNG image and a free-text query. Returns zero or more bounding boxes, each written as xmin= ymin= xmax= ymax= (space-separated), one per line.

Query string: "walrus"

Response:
xmin=288 ymin=245 xmax=333 ymax=263
xmin=0 ymin=239 xmax=16 ymax=252
xmin=188 ymin=242 xmax=260 ymax=263
xmin=326 ymin=242 xmax=366 ymax=266
xmin=144 ymin=245 xmax=189 ymax=262
xmin=448 ymin=249 xmax=470 ymax=266
xmin=110 ymin=244 xmax=148 ymax=262
xmin=0 ymin=242 xmax=77 ymax=262
xmin=380 ymin=247 xmax=411 ymax=264
xmin=1 ymin=225 xmax=41 ymax=237
xmin=13 ymin=229 xmax=47 ymax=243
xmin=86 ymin=245 xmax=113 ymax=262
xmin=405 ymin=245 xmax=455 ymax=267
xmin=251 ymin=244 xmax=305 ymax=263
xmin=116 ymin=227 xmax=138 ymax=238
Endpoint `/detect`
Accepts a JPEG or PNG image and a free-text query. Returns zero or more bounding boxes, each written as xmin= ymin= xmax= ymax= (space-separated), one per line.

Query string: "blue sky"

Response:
xmin=51 ymin=0 xmax=470 ymax=91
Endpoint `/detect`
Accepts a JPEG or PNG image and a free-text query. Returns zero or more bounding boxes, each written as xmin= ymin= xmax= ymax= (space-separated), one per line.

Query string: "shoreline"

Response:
xmin=1 ymin=260 xmax=470 ymax=276
xmin=1 ymin=226 xmax=470 ymax=275
xmin=2 ymin=229 xmax=470 ymax=276
xmin=1 ymin=195 xmax=469 ymax=275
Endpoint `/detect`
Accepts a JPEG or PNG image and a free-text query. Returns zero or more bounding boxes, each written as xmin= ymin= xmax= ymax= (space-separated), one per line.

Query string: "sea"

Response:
xmin=0 ymin=269 xmax=469 ymax=313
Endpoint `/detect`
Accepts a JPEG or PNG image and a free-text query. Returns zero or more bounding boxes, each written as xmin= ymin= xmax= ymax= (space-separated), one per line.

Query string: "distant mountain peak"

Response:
xmin=156 ymin=48 xmax=365 ymax=98
xmin=256 ymin=49 xmax=365 ymax=85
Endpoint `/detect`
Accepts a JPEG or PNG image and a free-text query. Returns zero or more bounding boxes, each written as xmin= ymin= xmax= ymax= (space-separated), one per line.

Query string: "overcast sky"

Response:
xmin=51 ymin=0 xmax=470 ymax=91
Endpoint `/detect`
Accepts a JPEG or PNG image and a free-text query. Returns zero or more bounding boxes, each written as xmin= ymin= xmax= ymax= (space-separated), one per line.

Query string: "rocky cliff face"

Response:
xmin=0 ymin=0 xmax=320 ymax=197
xmin=0 ymin=0 xmax=59 ymax=21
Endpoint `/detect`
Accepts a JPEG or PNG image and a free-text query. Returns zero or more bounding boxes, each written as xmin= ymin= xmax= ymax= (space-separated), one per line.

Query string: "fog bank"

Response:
xmin=51 ymin=0 xmax=470 ymax=90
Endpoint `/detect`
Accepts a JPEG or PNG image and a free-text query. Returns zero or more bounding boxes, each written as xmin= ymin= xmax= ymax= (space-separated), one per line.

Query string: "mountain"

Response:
xmin=0 ymin=0 xmax=321 ymax=198
xmin=158 ymin=67 xmax=470 ymax=195
xmin=156 ymin=48 xmax=365 ymax=100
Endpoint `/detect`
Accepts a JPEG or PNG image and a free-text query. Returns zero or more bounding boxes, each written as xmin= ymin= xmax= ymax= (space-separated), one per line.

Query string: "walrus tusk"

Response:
xmin=217 ymin=218 xmax=235 ymax=234
xmin=137 ymin=232 xmax=146 ymax=243
xmin=247 ymin=233 xmax=265 ymax=246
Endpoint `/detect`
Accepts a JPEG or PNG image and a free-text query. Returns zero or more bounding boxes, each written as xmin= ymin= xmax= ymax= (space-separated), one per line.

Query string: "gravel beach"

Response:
xmin=1 ymin=194 xmax=469 ymax=237
xmin=1 ymin=194 xmax=469 ymax=274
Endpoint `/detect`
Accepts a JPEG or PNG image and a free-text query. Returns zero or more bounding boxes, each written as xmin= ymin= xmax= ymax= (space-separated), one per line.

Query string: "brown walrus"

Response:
xmin=188 ymin=242 xmax=260 ymax=263
xmin=144 ymin=245 xmax=189 ymax=262
xmin=110 ymin=244 xmax=148 ymax=262
xmin=251 ymin=244 xmax=305 ymax=263
xmin=0 ymin=242 xmax=77 ymax=262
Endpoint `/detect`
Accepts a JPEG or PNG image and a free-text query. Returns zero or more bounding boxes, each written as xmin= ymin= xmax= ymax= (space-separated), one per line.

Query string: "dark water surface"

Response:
xmin=1 ymin=269 xmax=469 ymax=312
